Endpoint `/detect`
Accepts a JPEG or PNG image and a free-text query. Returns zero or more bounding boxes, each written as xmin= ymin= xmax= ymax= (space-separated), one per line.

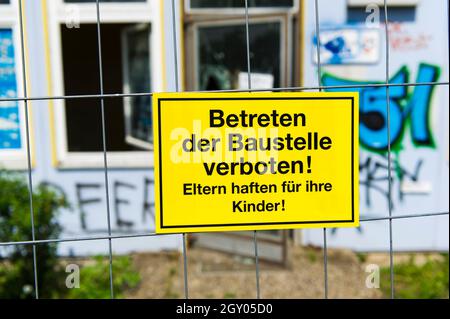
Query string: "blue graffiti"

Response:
xmin=321 ymin=63 xmax=440 ymax=151
xmin=313 ymin=34 xmax=350 ymax=64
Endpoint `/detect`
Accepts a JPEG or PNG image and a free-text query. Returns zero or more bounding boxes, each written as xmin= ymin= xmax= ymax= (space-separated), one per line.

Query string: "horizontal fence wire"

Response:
xmin=0 ymin=81 xmax=448 ymax=103
xmin=1 ymin=212 xmax=448 ymax=247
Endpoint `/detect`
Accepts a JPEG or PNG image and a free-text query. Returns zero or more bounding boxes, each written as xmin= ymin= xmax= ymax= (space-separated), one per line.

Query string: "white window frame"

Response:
xmin=121 ymin=23 xmax=153 ymax=151
xmin=347 ymin=0 xmax=419 ymax=6
xmin=47 ymin=0 xmax=163 ymax=169
xmin=0 ymin=0 xmax=32 ymax=170
xmin=188 ymin=16 xmax=288 ymax=91
xmin=185 ymin=0 xmax=299 ymax=15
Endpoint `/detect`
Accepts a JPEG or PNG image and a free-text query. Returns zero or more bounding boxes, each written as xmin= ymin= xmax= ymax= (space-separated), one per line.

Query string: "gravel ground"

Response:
xmin=125 ymin=245 xmax=383 ymax=299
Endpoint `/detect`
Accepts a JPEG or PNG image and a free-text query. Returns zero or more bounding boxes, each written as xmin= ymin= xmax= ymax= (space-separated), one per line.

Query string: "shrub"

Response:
xmin=0 ymin=171 xmax=69 ymax=298
xmin=0 ymin=172 xmax=141 ymax=299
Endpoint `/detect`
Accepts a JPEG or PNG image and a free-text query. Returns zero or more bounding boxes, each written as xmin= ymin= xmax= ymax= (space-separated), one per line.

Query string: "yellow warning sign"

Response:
xmin=153 ymin=92 xmax=359 ymax=233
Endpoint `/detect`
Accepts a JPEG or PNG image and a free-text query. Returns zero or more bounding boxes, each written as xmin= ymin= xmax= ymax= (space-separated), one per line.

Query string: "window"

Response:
xmin=346 ymin=0 xmax=418 ymax=23
xmin=347 ymin=6 xmax=417 ymax=23
xmin=64 ymin=0 xmax=145 ymax=2
xmin=184 ymin=1 xmax=297 ymax=91
xmin=195 ymin=20 xmax=283 ymax=90
xmin=122 ymin=24 xmax=152 ymax=149
xmin=0 ymin=0 xmax=30 ymax=170
xmin=347 ymin=0 xmax=419 ymax=6
xmin=190 ymin=0 xmax=294 ymax=9
xmin=48 ymin=0 xmax=162 ymax=168
xmin=186 ymin=0 xmax=298 ymax=14
xmin=60 ymin=23 xmax=151 ymax=152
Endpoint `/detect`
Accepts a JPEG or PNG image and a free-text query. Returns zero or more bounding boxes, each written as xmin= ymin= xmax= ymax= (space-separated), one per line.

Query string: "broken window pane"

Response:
xmin=197 ymin=21 xmax=281 ymax=90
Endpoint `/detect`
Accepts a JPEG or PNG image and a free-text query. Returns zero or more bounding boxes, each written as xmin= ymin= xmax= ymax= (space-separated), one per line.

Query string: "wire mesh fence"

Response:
xmin=0 ymin=0 xmax=449 ymax=299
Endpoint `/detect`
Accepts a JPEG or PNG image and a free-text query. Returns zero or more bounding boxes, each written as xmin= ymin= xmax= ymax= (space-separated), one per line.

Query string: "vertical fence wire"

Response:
xmin=322 ymin=228 xmax=328 ymax=298
xmin=17 ymin=0 xmax=39 ymax=299
xmin=313 ymin=0 xmax=328 ymax=299
xmin=181 ymin=234 xmax=188 ymax=299
xmin=383 ymin=0 xmax=395 ymax=299
xmin=170 ymin=0 xmax=189 ymax=300
xmin=243 ymin=0 xmax=261 ymax=300
xmin=95 ymin=0 xmax=115 ymax=299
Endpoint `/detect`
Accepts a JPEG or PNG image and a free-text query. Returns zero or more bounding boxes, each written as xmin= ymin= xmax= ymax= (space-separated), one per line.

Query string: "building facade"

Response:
xmin=0 ymin=0 xmax=448 ymax=255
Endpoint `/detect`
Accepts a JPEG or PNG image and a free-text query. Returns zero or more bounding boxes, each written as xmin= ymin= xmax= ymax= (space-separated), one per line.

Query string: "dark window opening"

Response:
xmin=64 ymin=0 xmax=145 ymax=3
xmin=60 ymin=23 xmax=151 ymax=152
xmin=198 ymin=22 xmax=281 ymax=90
xmin=347 ymin=6 xmax=416 ymax=23
xmin=190 ymin=0 xmax=294 ymax=9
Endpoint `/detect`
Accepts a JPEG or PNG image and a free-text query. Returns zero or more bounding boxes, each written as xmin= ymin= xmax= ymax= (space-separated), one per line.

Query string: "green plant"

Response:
xmin=306 ymin=250 xmax=317 ymax=263
xmin=380 ymin=254 xmax=449 ymax=299
xmin=356 ymin=252 xmax=368 ymax=263
xmin=169 ymin=266 xmax=177 ymax=277
xmin=223 ymin=292 xmax=237 ymax=299
xmin=66 ymin=255 xmax=140 ymax=299
xmin=0 ymin=172 xmax=141 ymax=299
xmin=164 ymin=266 xmax=179 ymax=298
xmin=0 ymin=172 xmax=69 ymax=298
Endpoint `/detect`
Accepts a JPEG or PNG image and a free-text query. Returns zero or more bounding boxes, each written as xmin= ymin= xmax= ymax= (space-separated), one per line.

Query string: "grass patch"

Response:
xmin=356 ymin=252 xmax=368 ymax=263
xmin=66 ymin=255 xmax=140 ymax=299
xmin=164 ymin=265 xmax=179 ymax=298
xmin=306 ymin=250 xmax=318 ymax=263
xmin=224 ymin=292 xmax=237 ymax=299
xmin=380 ymin=253 xmax=449 ymax=299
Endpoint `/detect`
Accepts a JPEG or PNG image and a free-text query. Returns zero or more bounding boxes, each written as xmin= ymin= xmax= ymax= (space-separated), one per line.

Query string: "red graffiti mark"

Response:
xmin=388 ymin=23 xmax=432 ymax=51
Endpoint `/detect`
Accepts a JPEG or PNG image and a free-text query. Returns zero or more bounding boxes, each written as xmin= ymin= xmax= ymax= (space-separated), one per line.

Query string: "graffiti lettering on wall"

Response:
xmin=41 ymin=177 xmax=155 ymax=235
xmin=322 ymin=63 xmax=440 ymax=212
xmin=322 ymin=63 xmax=440 ymax=151
xmin=330 ymin=151 xmax=425 ymax=235
xmin=359 ymin=153 xmax=424 ymax=210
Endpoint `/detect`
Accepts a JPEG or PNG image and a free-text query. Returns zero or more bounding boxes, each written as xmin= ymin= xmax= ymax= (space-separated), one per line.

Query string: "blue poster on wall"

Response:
xmin=0 ymin=28 xmax=21 ymax=150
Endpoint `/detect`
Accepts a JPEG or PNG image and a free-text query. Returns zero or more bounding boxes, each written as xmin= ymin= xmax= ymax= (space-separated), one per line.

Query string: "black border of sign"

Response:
xmin=158 ymin=97 xmax=355 ymax=229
